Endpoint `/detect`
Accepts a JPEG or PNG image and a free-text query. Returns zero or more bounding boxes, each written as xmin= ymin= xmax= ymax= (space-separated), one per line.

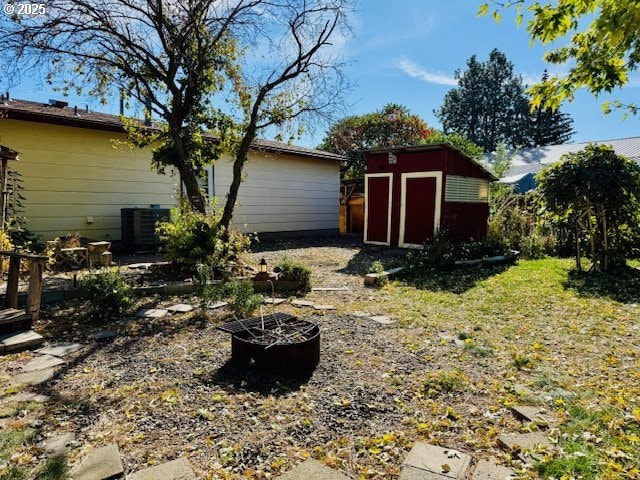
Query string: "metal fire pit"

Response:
xmin=217 ymin=313 xmax=320 ymax=375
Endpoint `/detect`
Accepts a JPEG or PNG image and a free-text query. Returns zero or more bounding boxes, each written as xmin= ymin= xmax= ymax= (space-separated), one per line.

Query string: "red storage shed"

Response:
xmin=364 ymin=144 xmax=497 ymax=248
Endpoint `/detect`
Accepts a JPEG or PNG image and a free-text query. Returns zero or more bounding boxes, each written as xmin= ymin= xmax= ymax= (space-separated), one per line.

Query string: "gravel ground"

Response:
xmin=1 ymin=236 xmax=517 ymax=479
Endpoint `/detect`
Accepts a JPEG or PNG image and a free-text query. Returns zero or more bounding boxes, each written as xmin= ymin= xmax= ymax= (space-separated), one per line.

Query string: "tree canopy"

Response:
xmin=436 ymin=49 xmax=574 ymax=151
xmin=318 ymin=103 xmax=432 ymax=179
xmin=1 ymin=0 xmax=350 ymax=230
xmin=479 ymin=0 xmax=640 ymax=114
xmin=536 ymin=144 xmax=640 ymax=271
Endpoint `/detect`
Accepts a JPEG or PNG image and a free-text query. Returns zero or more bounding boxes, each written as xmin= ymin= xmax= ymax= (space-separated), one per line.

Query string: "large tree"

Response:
xmin=436 ymin=49 xmax=573 ymax=151
xmin=1 ymin=0 xmax=349 ymax=231
xmin=319 ymin=103 xmax=432 ymax=179
xmin=479 ymin=1 xmax=640 ymax=114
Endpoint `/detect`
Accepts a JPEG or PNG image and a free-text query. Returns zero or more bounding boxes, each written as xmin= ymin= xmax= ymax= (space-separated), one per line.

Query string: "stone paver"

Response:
xmin=402 ymin=443 xmax=471 ymax=480
xmin=37 ymin=343 xmax=85 ymax=357
xmin=351 ymin=311 xmax=371 ymax=317
xmin=497 ymin=431 xmax=551 ymax=454
xmin=127 ymin=457 xmax=196 ymax=480
xmin=313 ymin=304 xmax=336 ymax=311
xmin=1 ymin=330 xmax=45 ymax=353
xmin=136 ymin=308 xmax=169 ymax=319
xmin=43 ymin=432 xmax=76 ymax=456
xmin=0 ymin=392 xmax=50 ymax=404
xmin=511 ymin=406 xmax=558 ymax=426
xmin=167 ymin=304 xmax=194 ymax=313
xmin=263 ymin=298 xmax=287 ymax=305
xmin=470 ymin=460 xmax=516 ymax=480
xmin=312 ymin=287 xmax=350 ymax=292
xmin=11 ymin=368 xmax=56 ymax=387
xmin=207 ymin=301 xmax=228 ymax=310
xmin=71 ymin=444 xmax=124 ymax=480
xmin=127 ymin=263 xmax=154 ymax=269
xmin=278 ymin=459 xmax=349 ymax=480
xmin=291 ymin=300 xmax=315 ymax=307
xmin=369 ymin=315 xmax=397 ymax=325
xmin=88 ymin=330 xmax=116 ymax=341
xmin=22 ymin=354 xmax=65 ymax=373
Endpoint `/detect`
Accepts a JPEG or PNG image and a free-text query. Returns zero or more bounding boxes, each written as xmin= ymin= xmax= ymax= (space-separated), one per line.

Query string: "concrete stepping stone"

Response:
xmin=127 ymin=263 xmax=154 ymax=269
xmin=71 ymin=443 xmax=124 ymax=480
xmin=22 ymin=354 xmax=65 ymax=372
xmin=291 ymin=300 xmax=315 ymax=308
xmin=497 ymin=432 xmax=551 ymax=461
xmin=37 ymin=343 xmax=85 ymax=357
xmin=470 ymin=460 xmax=516 ymax=480
xmin=0 ymin=392 xmax=50 ymax=404
xmin=1 ymin=330 xmax=45 ymax=354
xmin=369 ymin=315 xmax=397 ymax=325
xmin=511 ymin=406 xmax=558 ymax=427
xmin=136 ymin=309 xmax=169 ymax=319
xmin=88 ymin=330 xmax=116 ymax=341
xmin=312 ymin=287 xmax=350 ymax=292
xmin=263 ymin=298 xmax=286 ymax=305
xmin=400 ymin=443 xmax=471 ymax=480
xmin=313 ymin=304 xmax=336 ymax=311
xmin=364 ymin=266 xmax=404 ymax=286
xmin=11 ymin=367 xmax=56 ymax=387
xmin=167 ymin=304 xmax=194 ymax=313
xmin=127 ymin=457 xmax=196 ymax=480
xmin=43 ymin=432 xmax=75 ymax=456
xmin=351 ymin=311 xmax=371 ymax=317
xmin=207 ymin=301 xmax=228 ymax=310
xmin=278 ymin=459 xmax=349 ymax=480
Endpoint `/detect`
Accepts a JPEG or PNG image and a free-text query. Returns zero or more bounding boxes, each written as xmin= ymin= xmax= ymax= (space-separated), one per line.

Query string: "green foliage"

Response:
xmin=276 ymin=258 xmax=312 ymax=293
xmin=436 ymin=49 xmax=574 ymax=151
xmin=420 ymin=130 xmax=484 ymax=160
xmin=195 ymin=263 xmax=225 ymax=308
xmin=80 ymin=268 xmax=133 ymax=319
xmin=37 ymin=455 xmax=69 ymax=480
xmin=318 ymin=103 xmax=432 ymax=179
xmin=511 ymin=353 xmax=533 ymax=371
xmin=156 ymin=201 xmax=250 ymax=273
xmin=537 ymin=144 xmax=640 ymax=271
xmin=225 ymin=279 xmax=263 ymax=319
xmin=480 ymin=0 xmax=640 ymax=115
xmin=6 ymin=223 xmax=44 ymax=253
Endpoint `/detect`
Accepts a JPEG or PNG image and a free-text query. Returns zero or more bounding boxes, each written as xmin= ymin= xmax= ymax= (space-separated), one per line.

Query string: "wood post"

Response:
xmin=25 ymin=259 xmax=44 ymax=321
xmin=6 ymin=256 xmax=20 ymax=308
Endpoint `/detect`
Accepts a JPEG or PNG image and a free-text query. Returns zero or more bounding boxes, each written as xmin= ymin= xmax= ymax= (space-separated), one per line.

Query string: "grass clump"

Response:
xmin=421 ymin=369 xmax=468 ymax=397
xmin=276 ymin=258 xmax=312 ymax=293
xmin=37 ymin=455 xmax=69 ymax=480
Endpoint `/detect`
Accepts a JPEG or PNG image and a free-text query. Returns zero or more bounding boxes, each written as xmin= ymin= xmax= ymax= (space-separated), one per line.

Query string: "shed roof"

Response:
xmin=0 ymin=97 xmax=345 ymax=162
xmin=500 ymin=136 xmax=640 ymax=184
xmin=363 ymin=143 xmax=498 ymax=181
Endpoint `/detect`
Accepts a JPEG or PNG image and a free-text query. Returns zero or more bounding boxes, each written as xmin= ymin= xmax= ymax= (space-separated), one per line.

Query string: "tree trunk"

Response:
xmin=575 ymin=222 xmax=582 ymax=272
xmin=220 ymin=132 xmax=255 ymax=232
xmin=170 ymin=127 xmax=206 ymax=214
xmin=586 ymin=201 xmax=597 ymax=271
xmin=601 ymin=208 xmax=608 ymax=271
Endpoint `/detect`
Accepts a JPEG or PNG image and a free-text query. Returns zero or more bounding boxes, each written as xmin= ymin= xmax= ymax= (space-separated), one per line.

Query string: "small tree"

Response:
xmin=537 ymin=145 xmax=640 ymax=271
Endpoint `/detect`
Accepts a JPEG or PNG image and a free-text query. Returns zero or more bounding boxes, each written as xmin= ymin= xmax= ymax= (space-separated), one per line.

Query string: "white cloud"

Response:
xmin=397 ymin=57 xmax=457 ymax=86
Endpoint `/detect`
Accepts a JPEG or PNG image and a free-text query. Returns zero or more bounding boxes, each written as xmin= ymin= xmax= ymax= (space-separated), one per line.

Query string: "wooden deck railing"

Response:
xmin=0 ymin=250 xmax=48 ymax=321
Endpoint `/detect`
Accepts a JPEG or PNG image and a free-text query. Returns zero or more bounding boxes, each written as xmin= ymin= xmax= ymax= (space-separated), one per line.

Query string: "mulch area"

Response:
xmin=0 ymin=236 xmax=517 ymax=479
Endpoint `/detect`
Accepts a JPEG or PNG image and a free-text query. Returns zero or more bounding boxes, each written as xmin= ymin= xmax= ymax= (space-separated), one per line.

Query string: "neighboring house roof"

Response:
xmin=501 ymin=136 xmax=640 ymax=184
xmin=0 ymin=97 xmax=345 ymax=162
xmin=363 ymin=143 xmax=498 ymax=181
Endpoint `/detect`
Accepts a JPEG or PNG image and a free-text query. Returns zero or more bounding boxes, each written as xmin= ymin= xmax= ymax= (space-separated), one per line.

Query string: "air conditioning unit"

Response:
xmin=120 ymin=208 xmax=171 ymax=249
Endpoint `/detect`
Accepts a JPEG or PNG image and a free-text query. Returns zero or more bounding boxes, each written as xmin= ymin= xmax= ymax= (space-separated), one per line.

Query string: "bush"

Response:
xmin=276 ymin=258 xmax=312 ymax=293
xmin=156 ymin=201 xmax=250 ymax=273
xmin=195 ymin=262 xmax=225 ymax=308
xmin=80 ymin=268 xmax=133 ymax=319
xmin=367 ymin=260 xmax=388 ymax=287
xmin=226 ymin=279 xmax=263 ymax=319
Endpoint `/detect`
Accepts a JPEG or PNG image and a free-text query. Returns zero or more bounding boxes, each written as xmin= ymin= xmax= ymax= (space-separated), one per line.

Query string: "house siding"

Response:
xmin=214 ymin=151 xmax=339 ymax=234
xmin=0 ymin=119 xmax=177 ymax=240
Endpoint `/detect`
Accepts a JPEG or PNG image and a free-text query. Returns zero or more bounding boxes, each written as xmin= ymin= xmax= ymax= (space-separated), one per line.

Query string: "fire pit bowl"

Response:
xmin=218 ymin=313 xmax=320 ymax=375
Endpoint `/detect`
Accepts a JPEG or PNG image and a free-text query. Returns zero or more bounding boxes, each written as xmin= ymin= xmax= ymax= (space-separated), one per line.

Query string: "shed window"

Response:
xmin=445 ymin=175 xmax=489 ymax=203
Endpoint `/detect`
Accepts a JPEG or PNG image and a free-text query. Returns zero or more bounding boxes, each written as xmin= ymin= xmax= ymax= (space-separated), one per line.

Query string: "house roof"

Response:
xmin=501 ymin=136 xmax=640 ymax=184
xmin=363 ymin=143 xmax=498 ymax=181
xmin=0 ymin=97 xmax=345 ymax=162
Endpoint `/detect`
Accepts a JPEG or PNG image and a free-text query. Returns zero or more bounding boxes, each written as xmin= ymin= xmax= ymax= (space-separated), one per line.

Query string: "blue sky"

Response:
xmin=3 ymin=0 xmax=638 ymax=149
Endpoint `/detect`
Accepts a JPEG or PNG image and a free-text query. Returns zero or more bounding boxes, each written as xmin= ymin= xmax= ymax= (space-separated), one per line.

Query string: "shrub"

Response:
xmin=225 ymin=279 xmax=263 ymax=319
xmin=156 ymin=201 xmax=250 ymax=273
xmin=421 ymin=369 xmax=468 ymax=397
xmin=195 ymin=262 xmax=225 ymax=308
xmin=367 ymin=260 xmax=388 ymax=287
xmin=276 ymin=257 xmax=312 ymax=293
xmin=80 ymin=268 xmax=133 ymax=319
xmin=5 ymin=222 xmax=44 ymax=253
xmin=0 ymin=230 xmax=13 ymax=273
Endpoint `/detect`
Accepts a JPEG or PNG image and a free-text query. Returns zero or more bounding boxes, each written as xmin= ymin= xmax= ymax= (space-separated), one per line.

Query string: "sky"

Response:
xmin=2 ymin=0 xmax=639 ymax=149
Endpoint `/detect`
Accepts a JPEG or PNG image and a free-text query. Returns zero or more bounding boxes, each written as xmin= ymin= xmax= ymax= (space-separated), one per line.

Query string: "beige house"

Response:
xmin=0 ymin=97 xmax=342 ymax=242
